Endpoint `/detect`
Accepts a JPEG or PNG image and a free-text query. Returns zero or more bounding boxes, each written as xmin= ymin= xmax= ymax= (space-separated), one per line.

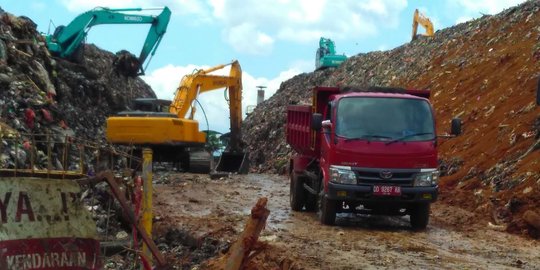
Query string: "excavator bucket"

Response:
xmin=113 ymin=50 xmax=141 ymax=77
xmin=215 ymin=151 xmax=249 ymax=174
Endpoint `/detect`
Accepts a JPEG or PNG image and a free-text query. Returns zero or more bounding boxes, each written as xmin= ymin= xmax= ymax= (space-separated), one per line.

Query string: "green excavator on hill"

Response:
xmin=45 ymin=7 xmax=171 ymax=76
xmin=315 ymin=37 xmax=347 ymax=70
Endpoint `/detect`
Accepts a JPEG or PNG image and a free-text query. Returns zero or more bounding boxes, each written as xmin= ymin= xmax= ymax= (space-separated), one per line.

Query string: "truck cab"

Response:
xmin=287 ymin=86 xmax=461 ymax=229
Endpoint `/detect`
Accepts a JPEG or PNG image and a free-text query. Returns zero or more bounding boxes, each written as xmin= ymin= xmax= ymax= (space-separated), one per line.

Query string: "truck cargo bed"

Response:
xmin=286 ymin=105 xmax=317 ymax=157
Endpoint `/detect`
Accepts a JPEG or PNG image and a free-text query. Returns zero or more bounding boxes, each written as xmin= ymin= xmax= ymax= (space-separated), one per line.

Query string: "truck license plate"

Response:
xmin=373 ymin=185 xmax=401 ymax=196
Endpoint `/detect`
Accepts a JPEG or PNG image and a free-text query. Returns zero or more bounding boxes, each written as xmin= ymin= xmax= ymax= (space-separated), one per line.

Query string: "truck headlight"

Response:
xmin=329 ymin=166 xmax=356 ymax=184
xmin=413 ymin=170 xmax=439 ymax=186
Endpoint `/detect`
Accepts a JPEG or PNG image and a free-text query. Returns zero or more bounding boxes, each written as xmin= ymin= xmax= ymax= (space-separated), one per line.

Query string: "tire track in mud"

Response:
xmin=153 ymin=173 xmax=540 ymax=269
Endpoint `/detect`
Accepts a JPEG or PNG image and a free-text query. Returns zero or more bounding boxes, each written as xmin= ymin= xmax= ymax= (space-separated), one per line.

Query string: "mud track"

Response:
xmin=153 ymin=173 xmax=540 ymax=269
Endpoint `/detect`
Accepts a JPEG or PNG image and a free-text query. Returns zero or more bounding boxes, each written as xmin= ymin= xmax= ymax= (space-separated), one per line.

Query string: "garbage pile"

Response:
xmin=242 ymin=70 xmax=332 ymax=173
xmin=243 ymin=0 xmax=540 ymax=237
xmin=0 ymin=9 xmax=154 ymax=170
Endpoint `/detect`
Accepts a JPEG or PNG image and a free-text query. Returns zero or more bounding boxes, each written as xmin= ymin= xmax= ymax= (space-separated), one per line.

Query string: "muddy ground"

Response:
xmin=151 ymin=173 xmax=540 ymax=270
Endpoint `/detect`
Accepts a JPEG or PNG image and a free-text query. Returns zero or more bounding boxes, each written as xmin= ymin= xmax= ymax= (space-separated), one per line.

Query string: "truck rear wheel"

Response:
xmin=319 ymin=194 xmax=336 ymax=225
xmin=290 ymin=172 xmax=306 ymax=211
xmin=410 ymin=203 xmax=430 ymax=230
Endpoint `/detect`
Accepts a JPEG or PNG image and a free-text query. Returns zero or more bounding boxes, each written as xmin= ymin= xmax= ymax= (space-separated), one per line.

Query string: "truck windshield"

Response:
xmin=335 ymin=97 xmax=435 ymax=142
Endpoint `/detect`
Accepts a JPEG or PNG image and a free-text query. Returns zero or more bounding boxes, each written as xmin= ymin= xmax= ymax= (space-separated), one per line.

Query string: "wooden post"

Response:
xmin=141 ymin=148 xmax=153 ymax=268
xmin=205 ymin=197 xmax=270 ymax=270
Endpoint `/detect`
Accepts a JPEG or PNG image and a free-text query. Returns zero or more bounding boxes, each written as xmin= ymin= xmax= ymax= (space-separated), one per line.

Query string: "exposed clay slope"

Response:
xmin=243 ymin=0 xmax=540 ymax=237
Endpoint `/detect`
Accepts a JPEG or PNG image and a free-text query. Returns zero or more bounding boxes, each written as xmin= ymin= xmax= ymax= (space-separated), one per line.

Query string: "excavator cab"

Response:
xmin=116 ymin=98 xmax=176 ymax=117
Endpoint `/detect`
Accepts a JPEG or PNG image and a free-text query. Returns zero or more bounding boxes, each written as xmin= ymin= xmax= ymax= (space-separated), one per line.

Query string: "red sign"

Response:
xmin=373 ymin=185 xmax=401 ymax=196
xmin=0 ymin=238 xmax=100 ymax=270
xmin=0 ymin=178 xmax=100 ymax=270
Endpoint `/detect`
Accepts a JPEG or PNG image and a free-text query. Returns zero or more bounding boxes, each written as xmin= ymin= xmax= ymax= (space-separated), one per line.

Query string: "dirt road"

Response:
xmin=152 ymin=173 xmax=540 ymax=269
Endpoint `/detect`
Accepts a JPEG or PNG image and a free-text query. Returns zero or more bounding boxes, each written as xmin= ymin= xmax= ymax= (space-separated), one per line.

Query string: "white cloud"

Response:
xmin=59 ymin=0 xmax=209 ymax=17
xmin=59 ymin=0 xmax=409 ymax=55
xmin=141 ymin=64 xmax=200 ymax=100
xmin=224 ymin=23 xmax=274 ymax=55
xmin=142 ymin=63 xmax=302 ymax=133
xmin=286 ymin=60 xmax=314 ymax=74
xmin=450 ymin=0 xmax=527 ymax=16
xmin=208 ymin=0 xmax=407 ymax=54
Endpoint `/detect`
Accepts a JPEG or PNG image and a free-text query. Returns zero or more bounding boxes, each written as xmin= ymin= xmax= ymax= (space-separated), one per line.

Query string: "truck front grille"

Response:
xmin=353 ymin=167 xmax=419 ymax=186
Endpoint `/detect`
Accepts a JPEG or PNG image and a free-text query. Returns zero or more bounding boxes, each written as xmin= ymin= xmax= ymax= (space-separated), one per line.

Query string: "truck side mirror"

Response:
xmin=450 ymin=118 xmax=462 ymax=136
xmin=312 ymin=113 xmax=323 ymax=131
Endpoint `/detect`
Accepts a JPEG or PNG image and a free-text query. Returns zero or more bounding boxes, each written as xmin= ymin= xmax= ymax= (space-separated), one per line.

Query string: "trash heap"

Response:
xmin=242 ymin=69 xmax=333 ymax=173
xmin=0 ymin=9 xmax=154 ymax=170
xmin=243 ymin=0 xmax=540 ymax=237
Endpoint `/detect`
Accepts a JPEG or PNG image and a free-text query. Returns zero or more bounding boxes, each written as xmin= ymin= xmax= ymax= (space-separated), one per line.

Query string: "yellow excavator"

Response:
xmin=106 ymin=60 xmax=248 ymax=173
xmin=412 ymin=9 xmax=434 ymax=41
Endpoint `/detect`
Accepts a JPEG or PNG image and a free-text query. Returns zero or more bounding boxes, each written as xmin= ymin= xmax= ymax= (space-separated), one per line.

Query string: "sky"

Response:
xmin=1 ymin=0 xmax=527 ymax=134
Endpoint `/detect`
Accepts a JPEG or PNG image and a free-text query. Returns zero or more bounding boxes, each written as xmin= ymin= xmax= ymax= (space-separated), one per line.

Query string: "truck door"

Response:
xmin=319 ymin=101 xmax=334 ymax=191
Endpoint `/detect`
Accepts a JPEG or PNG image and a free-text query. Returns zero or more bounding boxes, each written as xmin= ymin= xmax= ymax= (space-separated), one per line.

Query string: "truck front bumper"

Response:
xmin=327 ymin=182 xmax=438 ymax=203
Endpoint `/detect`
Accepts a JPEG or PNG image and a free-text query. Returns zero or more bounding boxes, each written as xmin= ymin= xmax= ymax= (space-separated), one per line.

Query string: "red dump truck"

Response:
xmin=286 ymin=86 xmax=461 ymax=229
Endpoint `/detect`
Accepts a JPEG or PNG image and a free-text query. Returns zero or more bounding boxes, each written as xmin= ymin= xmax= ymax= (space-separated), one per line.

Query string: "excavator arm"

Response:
xmin=170 ymin=60 xmax=244 ymax=153
xmin=315 ymin=37 xmax=347 ymax=70
xmin=319 ymin=37 xmax=337 ymax=56
xmin=45 ymin=7 xmax=171 ymax=75
xmin=412 ymin=9 xmax=434 ymax=41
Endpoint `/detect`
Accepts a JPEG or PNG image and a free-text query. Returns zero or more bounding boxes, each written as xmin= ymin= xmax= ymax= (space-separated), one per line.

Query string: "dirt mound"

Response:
xmin=0 ymin=10 xmax=154 ymax=168
xmin=243 ymin=0 xmax=540 ymax=237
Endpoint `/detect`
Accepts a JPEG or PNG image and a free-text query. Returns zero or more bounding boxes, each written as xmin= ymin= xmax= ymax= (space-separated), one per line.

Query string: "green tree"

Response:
xmin=203 ymin=130 xmax=224 ymax=155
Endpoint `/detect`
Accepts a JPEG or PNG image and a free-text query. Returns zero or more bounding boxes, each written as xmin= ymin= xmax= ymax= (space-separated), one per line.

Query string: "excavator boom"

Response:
xmin=45 ymin=7 xmax=171 ymax=75
xmin=412 ymin=9 xmax=434 ymax=41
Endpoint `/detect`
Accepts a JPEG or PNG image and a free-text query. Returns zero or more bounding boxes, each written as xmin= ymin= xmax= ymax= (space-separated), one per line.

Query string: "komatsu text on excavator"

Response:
xmin=106 ymin=60 xmax=248 ymax=174
xmin=45 ymin=7 xmax=171 ymax=76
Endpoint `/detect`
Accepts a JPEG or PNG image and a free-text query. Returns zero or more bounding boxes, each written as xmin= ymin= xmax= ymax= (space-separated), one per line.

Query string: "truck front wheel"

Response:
xmin=410 ymin=203 xmax=430 ymax=230
xmin=319 ymin=194 xmax=336 ymax=225
xmin=290 ymin=172 xmax=306 ymax=211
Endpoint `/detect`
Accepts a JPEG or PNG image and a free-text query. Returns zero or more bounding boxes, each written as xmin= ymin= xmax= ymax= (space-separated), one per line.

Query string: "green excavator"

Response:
xmin=315 ymin=37 xmax=347 ymax=70
xmin=45 ymin=7 xmax=171 ymax=76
